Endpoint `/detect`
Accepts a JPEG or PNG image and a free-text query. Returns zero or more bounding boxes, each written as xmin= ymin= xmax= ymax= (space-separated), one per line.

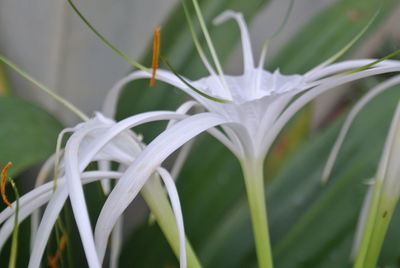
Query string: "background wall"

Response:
xmin=0 ymin=0 xmax=177 ymax=124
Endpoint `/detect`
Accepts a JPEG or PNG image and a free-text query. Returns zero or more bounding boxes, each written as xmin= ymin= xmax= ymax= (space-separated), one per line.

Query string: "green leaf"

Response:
xmin=270 ymin=0 xmax=398 ymax=73
xmin=0 ymin=63 xmax=11 ymax=97
xmin=0 ymin=97 xmax=63 ymax=177
xmin=270 ymin=87 xmax=400 ymax=268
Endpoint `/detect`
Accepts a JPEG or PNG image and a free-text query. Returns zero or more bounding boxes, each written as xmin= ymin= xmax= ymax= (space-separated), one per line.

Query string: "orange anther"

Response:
xmin=150 ymin=26 xmax=161 ymax=86
xmin=1 ymin=162 xmax=12 ymax=207
xmin=47 ymin=234 xmax=68 ymax=268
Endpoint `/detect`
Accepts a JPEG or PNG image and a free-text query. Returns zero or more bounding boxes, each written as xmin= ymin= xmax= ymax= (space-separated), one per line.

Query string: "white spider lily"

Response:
xmin=0 ymin=55 xmax=206 ymax=267
xmin=95 ymin=10 xmax=400 ymax=268
xmin=0 ymin=111 xmax=193 ymax=268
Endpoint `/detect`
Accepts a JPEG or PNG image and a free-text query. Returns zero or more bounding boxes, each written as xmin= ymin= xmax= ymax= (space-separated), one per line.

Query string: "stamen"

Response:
xmin=161 ymin=56 xmax=230 ymax=103
xmin=181 ymin=1 xmax=217 ymax=76
xmin=67 ymin=0 xmax=148 ymax=72
xmin=47 ymin=234 xmax=68 ymax=268
xmin=1 ymin=162 xmax=12 ymax=207
xmin=189 ymin=0 xmax=232 ymax=98
xmin=150 ymin=27 xmax=161 ymax=87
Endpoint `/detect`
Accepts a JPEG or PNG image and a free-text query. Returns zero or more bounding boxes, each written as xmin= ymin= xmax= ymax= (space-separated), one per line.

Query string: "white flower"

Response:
xmin=95 ymin=10 xmax=400 ymax=268
xmin=3 ymin=4 xmax=400 ymax=267
xmin=104 ymin=11 xmax=400 ymax=161
xmin=0 ymin=111 xmax=191 ymax=268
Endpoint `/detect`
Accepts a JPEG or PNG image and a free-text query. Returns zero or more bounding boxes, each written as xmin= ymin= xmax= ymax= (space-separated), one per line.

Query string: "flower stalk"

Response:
xmin=142 ymin=176 xmax=201 ymax=268
xmin=353 ymin=100 xmax=400 ymax=268
xmin=240 ymin=157 xmax=273 ymax=268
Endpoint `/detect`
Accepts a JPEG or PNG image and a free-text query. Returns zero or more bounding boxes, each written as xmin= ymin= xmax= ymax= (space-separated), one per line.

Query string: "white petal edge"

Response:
xmin=0 ymin=193 xmax=51 ymax=252
xmin=322 ymin=75 xmax=400 ymax=183
xmin=28 ymin=171 xmax=121 ymax=268
xmin=79 ymin=111 xmax=187 ymax=168
xmin=213 ymin=10 xmax=254 ymax=74
xmin=31 ymin=153 xmax=56 ymax=249
xmin=305 ymin=59 xmax=400 ymax=82
xmin=102 ymin=70 xmax=197 ymax=118
xmin=0 ymin=171 xmax=123 ymax=227
xmin=157 ymin=167 xmax=186 ymax=268
xmin=64 ymin=123 xmax=110 ymax=268
xmin=110 ymin=216 xmax=123 ymax=268
xmin=94 ymin=113 xmax=230 ymax=262
xmin=262 ymin=65 xmax=400 ymax=156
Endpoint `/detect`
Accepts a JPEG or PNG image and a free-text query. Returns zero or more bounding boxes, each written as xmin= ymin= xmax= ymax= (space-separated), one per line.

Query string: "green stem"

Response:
xmin=364 ymin=200 xmax=393 ymax=267
xmin=241 ymin=158 xmax=273 ymax=268
xmin=353 ymin=180 xmax=382 ymax=268
xmin=353 ymin=180 xmax=395 ymax=268
xmin=141 ymin=175 xmax=202 ymax=268
xmin=8 ymin=178 xmax=20 ymax=268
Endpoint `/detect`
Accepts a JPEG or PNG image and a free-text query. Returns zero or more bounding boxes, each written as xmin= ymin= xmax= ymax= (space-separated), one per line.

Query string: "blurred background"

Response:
xmin=3 ymin=0 xmax=399 ymax=125
xmin=2 ymin=0 xmax=400 ymax=267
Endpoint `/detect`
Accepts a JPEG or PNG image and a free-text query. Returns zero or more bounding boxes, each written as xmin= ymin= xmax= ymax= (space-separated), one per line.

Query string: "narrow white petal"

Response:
xmin=31 ymin=153 xmax=57 ymax=249
xmin=0 ymin=171 xmax=123 ymax=245
xmin=98 ymin=160 xmax=112 ymax=194
xmin=223 ymin=122 xmax=255 ymax=158
xmin=95 ymin=113 xmax=229 ymax=262
xmin=110 ymin=216 xmax=123 ymax=268
xmin=79 ymin=111 xmax=186 ymax=169
xmin=34 ymin=154 xmax=56 ymax=188
xmin=322 ymin=75 xmax=400 ymax=183
xmin=54 ymin=128 xmax=73 ymax=183
xmin=220 ymin=125 xmax=246 ymax=157
xmin=263 ymin=65 xmax=400 ymax=156
xmin=0 ymin=171 xmax=122 ymax=227
xmin=103 ymin=70 xmax=197 ymax=118
xmin=157 ymin=167 xmax=186 ymax=268
xmin=170 ymin=140 xmax=195 ymax=180
xmin=28 ymin=171 xmax=121 ymax=268
xmin=168 ymin=101 xmax=203 ymax=179
xmin=0 ymin=193 xmax=51 ymax=252
xmin=60 ymin=112 xmax=189 ymax=265
xmin=0 ymin=185 xmax=59 ymax=226
xmin=255 ymin=93 xmax=294 ymax=154
xmin=28 ymin=187 xmax=68 ymax=268
xmin=166 ymin=100 xmax=201 ymax=129
xmin=207 ymin=127 xmax=239 ymax=156
xmin=64 ymin=125 xmax=106 ymax=267
xmin=305 ymin=59 xmax=400 ymax=82
xmin=213 ymin=11 xmax=254 ymax=73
